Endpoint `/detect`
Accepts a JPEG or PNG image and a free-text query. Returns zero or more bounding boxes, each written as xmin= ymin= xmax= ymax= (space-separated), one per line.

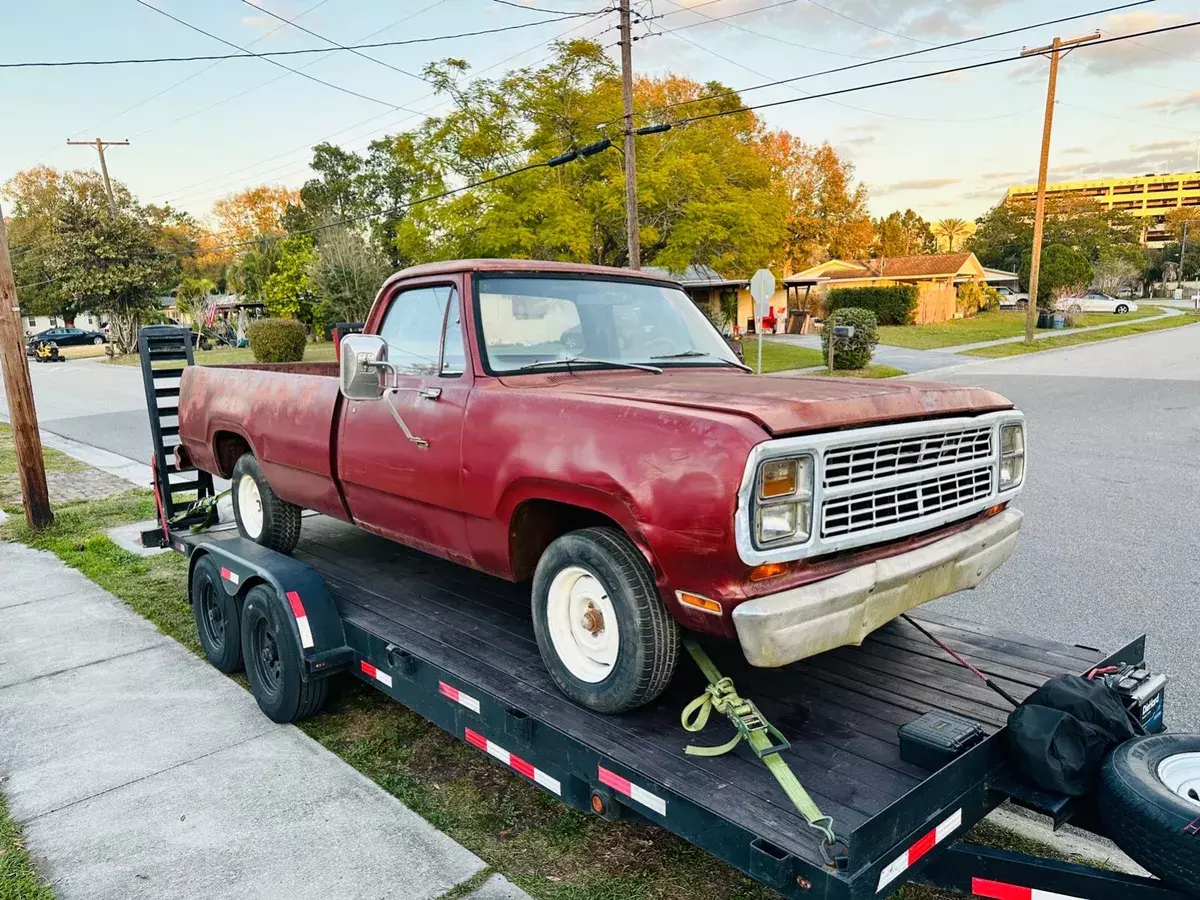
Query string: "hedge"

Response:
xmin=820 ymin=307 xmax=879 ymax=370
xmin=826 ymin=285 xmax=919 ymax=326
xmin=247 ymin=317 xmax=307 ymax=363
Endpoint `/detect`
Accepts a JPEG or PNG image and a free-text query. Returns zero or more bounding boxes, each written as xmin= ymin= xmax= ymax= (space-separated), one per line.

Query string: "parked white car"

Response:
xmin=1056 ymin=292 xmax=1138 ymax=314
xmin=994 ymin=286 xmax=1029 ymax=309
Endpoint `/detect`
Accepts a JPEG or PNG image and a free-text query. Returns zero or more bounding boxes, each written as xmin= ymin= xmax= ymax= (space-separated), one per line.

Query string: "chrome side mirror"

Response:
xmin=340 ymin=334 xmax=388 ymax=401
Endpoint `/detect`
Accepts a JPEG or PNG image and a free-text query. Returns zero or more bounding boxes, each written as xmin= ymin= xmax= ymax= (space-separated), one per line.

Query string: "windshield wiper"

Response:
xmin=650 ymin=350 xmax=753 ymax=373
xmin=513 ymin=356 xmax=663 ymax=374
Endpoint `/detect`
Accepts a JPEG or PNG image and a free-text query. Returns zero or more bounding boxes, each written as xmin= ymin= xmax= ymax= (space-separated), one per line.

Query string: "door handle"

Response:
xmin=418 ymin=387 xmax=442 ymax=401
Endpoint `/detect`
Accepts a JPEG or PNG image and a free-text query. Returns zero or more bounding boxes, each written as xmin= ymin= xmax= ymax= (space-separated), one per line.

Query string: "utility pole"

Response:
xmin=618 ymin=0 xmax=641 ymax=270
xmin=0 ymin=203 xmax=53 ymax=530
xmin=1020 ymin=32 xmax=1099 ymax=344
xmin=66 ymin=138 xmax=129 ymax=216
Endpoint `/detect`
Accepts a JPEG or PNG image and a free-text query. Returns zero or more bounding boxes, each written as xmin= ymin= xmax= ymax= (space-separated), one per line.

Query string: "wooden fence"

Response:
xmin=914 ymin=282 xmax=957 ymax=324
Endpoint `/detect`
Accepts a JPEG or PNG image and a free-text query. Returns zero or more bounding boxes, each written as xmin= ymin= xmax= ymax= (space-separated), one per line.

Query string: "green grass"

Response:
xmin=754 ymin=340 xmax=825 ymax=373
xmin=0 ymin=424 xmax=88 ymax=509
xmin=963 ymin=312 xmax=1200 ymax=357
xmin=0 ymin=791 xmax=55 ymax=900
xmin=877 ymin=307 xmax=1163 ymax=350
xmin=106 ymin=342 xmax=337 ymax=367
xmin=816 ymin=364 xmax=906 ymax=379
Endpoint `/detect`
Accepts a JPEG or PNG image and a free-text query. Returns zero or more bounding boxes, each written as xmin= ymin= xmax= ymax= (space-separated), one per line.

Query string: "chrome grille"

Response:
xmin=823 ymin=426 xmax=993 ymax=488
xmin=821 ymin=466 xmax=994 ymax=539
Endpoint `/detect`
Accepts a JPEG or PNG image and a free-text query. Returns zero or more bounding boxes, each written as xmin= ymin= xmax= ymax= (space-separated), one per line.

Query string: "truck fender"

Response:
xmin=188 ymin=538 xmax=353 ymax=680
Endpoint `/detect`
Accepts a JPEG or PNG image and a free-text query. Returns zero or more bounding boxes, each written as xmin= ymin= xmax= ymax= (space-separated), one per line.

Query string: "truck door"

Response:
xmin=336 ymin=280 xmax=474 ymax=564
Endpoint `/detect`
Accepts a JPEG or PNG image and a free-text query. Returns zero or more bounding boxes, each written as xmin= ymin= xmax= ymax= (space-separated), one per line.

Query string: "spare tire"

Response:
xmin=1099 ymin=734 xmax=1200 ymax=896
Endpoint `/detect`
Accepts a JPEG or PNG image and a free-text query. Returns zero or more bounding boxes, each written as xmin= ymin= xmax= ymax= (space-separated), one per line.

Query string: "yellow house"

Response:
xmin=645 ymin=265 xmax=789 ymax=334
xmin=784 ymin=252 xmax=987 ymax=325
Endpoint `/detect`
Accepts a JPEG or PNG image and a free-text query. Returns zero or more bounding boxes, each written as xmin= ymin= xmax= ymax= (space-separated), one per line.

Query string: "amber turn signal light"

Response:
xmin=677 ymin=591 xmax=723 ymax=615
xmin=985 ymin=502 xmax=1007 ymax=517
xmin=748 ymin=562 xmax=789 ymax=582
xmin=760 ymin=459 xmax=797 ymax=498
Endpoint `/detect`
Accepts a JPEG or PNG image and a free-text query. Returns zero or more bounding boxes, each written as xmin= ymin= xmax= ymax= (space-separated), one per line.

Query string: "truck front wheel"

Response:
xmin=531 ymin=527 xmax=679 ymax=714
xmin=231 ymin=452 xmax=301 ymax=554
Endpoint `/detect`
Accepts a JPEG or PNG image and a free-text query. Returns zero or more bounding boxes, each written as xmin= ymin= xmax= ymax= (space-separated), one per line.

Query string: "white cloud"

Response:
xmin=1140 ymin=91 xmax=1200 ymax=113
xmin=1078 ymin=12 xmax=1198 ymax=73
xmin=874 ymin=176 xmax=962 ymax=195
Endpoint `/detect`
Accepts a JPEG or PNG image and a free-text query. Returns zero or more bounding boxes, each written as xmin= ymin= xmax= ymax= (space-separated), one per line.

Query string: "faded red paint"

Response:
xmin=178 ymin=260 xmax=1014 ymax=639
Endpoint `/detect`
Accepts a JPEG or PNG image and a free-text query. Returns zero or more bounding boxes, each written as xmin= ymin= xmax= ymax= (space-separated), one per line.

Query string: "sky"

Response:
xmin=2 ymin=0 xmax=1198 ymax=228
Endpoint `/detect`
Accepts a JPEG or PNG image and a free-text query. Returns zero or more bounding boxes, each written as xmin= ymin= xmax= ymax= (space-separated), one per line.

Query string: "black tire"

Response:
xmin=531 ymin=527 xmax=679 ymax=714
xmin=190 ymin=555 xmax=243 ymax=673
xmin=1099 ymin=734 xmax=1200 ymax=896
xmin=1116 ymin=304 xmax=1130 ymax=314
xmin=93 ymin=335 xmax=104 ymax=345
xmin=231 ymin=452 xmax=301 ymax=554
xmin=240 ymin=585 xmax=328 ymax=723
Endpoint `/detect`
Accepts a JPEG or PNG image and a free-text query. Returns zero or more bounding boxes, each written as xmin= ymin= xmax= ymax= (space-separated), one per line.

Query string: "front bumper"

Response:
xmin=731 ymin=508 xmax=1023 ymax=667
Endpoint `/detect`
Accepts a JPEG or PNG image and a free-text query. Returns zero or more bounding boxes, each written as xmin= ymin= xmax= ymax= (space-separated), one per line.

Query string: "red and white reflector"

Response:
xmin=438 ymin=681 xmax=481 ymax=714
xmin=219 ymin=566 xmax=240 ymax=586
xmin=972 ymin=878 xmax=1085 ymax=900
xmin=876 ymin=808 xmax=962 ymax=892
xmin=359 ymin=660 xmax=393 ymax=688
xmin=464 ymin=728 xmax=560 ymax=795
xmin=597 ymin=766 xmax=667 ymax=817
xmin=285 ymin=590 xmax=314 ymax=649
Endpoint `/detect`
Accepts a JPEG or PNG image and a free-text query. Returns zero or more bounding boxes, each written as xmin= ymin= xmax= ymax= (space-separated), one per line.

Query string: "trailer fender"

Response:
xmin=188 ymin=537 xmax=354 ymax=679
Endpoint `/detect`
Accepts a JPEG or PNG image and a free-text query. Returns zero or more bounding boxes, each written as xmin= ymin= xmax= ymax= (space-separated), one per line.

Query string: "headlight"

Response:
xmin=999 ymin=422 xmax=1025 ymax=489
xmin=755 ymin=455 xmax=814 ymax=545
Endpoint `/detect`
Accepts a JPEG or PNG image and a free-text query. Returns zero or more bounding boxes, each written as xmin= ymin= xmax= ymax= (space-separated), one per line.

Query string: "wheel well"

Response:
xmin=213 ymin=431 xmax=251 ymax=478
xmin=508 ymin=499 xmax=622 ymax=582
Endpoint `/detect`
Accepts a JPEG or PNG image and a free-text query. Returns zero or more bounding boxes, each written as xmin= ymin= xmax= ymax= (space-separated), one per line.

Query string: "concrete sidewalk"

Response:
xmin=0 ymin=541 xmax=527 ymax=900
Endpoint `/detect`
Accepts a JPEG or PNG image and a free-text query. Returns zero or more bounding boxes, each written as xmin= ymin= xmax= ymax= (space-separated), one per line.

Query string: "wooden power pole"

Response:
xmin=66 ymin=138 xmax=129 ymax=216
xmin=618 ymin=0 xmax=641 ymax=270
xmin=1021 ymin=32 xmax=1099 ymax=344
xmin=0 ymin=203 xmax=53 ymax=530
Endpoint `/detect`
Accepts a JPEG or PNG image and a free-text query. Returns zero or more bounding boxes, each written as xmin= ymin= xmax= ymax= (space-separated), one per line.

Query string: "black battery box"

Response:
xmin=1103 ymin=665 xmax=1168 ymax=734
xmin=899 ymin=711 xmax=987 ymax=771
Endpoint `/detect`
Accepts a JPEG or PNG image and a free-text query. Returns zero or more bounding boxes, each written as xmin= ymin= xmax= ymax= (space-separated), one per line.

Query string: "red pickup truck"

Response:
xmin=178 ymin=259 xmax=1026 ymax=713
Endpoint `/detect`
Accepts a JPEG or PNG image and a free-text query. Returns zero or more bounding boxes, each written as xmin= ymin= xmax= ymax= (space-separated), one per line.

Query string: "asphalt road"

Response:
xmin=4 ymin=328 xmax=1199 ymax=727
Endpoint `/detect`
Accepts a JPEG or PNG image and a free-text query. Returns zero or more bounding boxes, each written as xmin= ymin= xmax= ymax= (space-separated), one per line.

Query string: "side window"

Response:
xmin=378 ymin=285 xmax=464 ymax=377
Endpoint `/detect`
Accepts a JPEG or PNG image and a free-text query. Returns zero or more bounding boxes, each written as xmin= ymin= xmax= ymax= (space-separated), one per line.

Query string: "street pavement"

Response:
xmin=765 ymin=333 xmax=965 ymax=372
xmin=0 ymin=540 xmax=528 ymax=900
xmin=926 ymin=321 xmax=1200 ymax=730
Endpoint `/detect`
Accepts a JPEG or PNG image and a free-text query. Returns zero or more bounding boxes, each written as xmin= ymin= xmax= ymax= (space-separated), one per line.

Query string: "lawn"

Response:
xmin=817 ymin=363 xmax=906 ymax=379
xmin=106 ymin=342 xmax=337 ymax=367
xmin=877 ymin=307 xmax=1163 ymax=350
xmin=0 ymin=791 xmax=54 ymax=900
xmin=753 ymin=339 xmax=824 ymax=372
xmin=963 ymin=311 xmax=1200 ymax=357
xmin=0 ymin=423 xmax=88 ymax=509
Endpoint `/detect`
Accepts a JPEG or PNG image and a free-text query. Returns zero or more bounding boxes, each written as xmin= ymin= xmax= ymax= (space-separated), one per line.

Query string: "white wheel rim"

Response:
xmin=1158 ymin=752 xmax=1200 ymax=809
xmin=545 ymin=565 xmax=619 ymax=684
xmin=237 ymin=474 xmax=264 ymax=539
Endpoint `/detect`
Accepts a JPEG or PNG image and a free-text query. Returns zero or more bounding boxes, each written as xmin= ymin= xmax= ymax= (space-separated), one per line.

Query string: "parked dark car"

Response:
xmin=25 ymin=326 xmax=107 ymax=353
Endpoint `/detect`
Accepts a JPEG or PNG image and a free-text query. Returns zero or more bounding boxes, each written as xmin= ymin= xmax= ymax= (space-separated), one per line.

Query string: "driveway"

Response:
xmin=928 ymin=322 xmax=1200 ymax=729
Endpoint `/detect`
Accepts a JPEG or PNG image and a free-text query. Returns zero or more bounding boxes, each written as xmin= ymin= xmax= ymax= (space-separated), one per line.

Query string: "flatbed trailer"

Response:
xmin=140 ymin=326 xmax=1190 ymax=900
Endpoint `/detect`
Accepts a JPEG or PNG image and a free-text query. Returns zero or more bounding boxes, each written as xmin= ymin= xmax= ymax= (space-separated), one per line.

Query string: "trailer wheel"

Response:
xmin=232 ymin=452 xmax=301 ymax=554
xmin=190 ymin=555 xmax=243 ymax=673
xmin=531 ymin=527 xmax=679 ymax=714
xmin=240 ymin=585 xmax=328 ymax=723
xmin=1099 ymin=734 xmax=1200 ymax=896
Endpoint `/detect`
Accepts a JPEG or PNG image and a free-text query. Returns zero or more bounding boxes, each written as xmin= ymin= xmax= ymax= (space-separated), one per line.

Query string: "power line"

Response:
xmin=492 ymin=0 xmax=595 ymax=15
xmin=1058 ymin=101 xmax=1200 ymax=136
xmin=4 ymin=8 xmax=604 ymax=69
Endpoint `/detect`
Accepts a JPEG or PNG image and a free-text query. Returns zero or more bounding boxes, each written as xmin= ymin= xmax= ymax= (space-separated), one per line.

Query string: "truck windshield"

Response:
xmin=476 ymin=276 xmax=741 ymax=373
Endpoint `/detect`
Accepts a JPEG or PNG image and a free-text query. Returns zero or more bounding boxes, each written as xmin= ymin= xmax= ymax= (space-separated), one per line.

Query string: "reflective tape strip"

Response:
xmin=438 ymin=681 xmax=481 ymax=713
xmin=972 ymin=879 xmax=1083 ymax=900
xmin=464 ymin=729 xmax=560 ymax=795
xmin=876 ymin=808 xmax=962 ymax=892
xmin=219 ymin=567 xmax=240 ymax=585
xmin=359 ymin=660 xmax=393 ymax=688
xmin=285 ymin=590 xmax=314 ymax=649
xmin=597 ymin=766 xmax=667 ymax=816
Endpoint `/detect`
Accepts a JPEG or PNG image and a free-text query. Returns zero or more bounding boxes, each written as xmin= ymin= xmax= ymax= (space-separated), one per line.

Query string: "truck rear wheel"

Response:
xmin=241 ymin=585 xmax=328 ymax=723
xmin=232 ymin=452 xmax=301 ymax=554
xmin=531 ymin=527 xmax=679 ymax=714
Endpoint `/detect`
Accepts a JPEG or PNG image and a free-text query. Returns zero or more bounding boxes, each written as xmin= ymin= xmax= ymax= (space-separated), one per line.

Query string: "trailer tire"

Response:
xmin=190 ymin=555 xmax=243 ymax=673
xmin=531 ymin=527 xmax=679 ymax=714
xmin=1098 ymin=734 xmax=1200 ymax=896
xmin=241 ymin=585 xmax=328 ymax=723
xmin=232 ymin=452 xmax=301 ymax=554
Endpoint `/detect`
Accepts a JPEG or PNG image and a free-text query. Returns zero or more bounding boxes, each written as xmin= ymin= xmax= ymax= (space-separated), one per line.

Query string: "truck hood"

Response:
xmin=508 ymin=370 xmax=1012 ymax=436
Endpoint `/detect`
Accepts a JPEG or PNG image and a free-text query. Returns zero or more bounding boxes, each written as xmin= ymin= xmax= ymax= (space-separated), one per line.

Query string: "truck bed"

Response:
xmin=191 ymin=515 xmax=1115 ymax=876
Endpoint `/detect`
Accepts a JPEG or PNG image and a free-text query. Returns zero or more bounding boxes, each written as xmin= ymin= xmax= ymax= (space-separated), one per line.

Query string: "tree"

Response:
xmin=932 ymin=217 xmax=974 ymax=252
xmin=1091 ymin=245 xmax=1144 ymax=295
xmin=1019 ymin=243 xmax=1092 ymax=308
xmin=212 ymin=185 xmax=298 ymax=245
xmin=228 ymin=238 xmax=281 ymax=304
xmin=871 ymin=209 xmax=935 ymax=257
xmin=310 ymin=227 xmax=392 ymax=329
xmin=175 ymin=275 xmax=216 ymax=329
xmin=261 ymin=235 xmax=317 ymax=323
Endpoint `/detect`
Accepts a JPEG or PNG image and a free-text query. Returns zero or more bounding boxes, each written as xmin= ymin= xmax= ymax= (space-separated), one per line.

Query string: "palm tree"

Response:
xmin=932 ymin=218 xmax=974 ymax=252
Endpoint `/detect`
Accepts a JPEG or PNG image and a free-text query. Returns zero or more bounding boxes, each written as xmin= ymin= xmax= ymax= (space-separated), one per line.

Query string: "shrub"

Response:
xmin=821 ymin=307 xmax=878 ymax=370
xmin=1019 ymin=244 xmax=1093 ymax=309
xmin=955 ymin=281 xmax=1002 ymax=317
xmin=247 ymin=317 xmax=307 ymax=363
xmin=826 ymin=284 xmax=919 ymax=325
